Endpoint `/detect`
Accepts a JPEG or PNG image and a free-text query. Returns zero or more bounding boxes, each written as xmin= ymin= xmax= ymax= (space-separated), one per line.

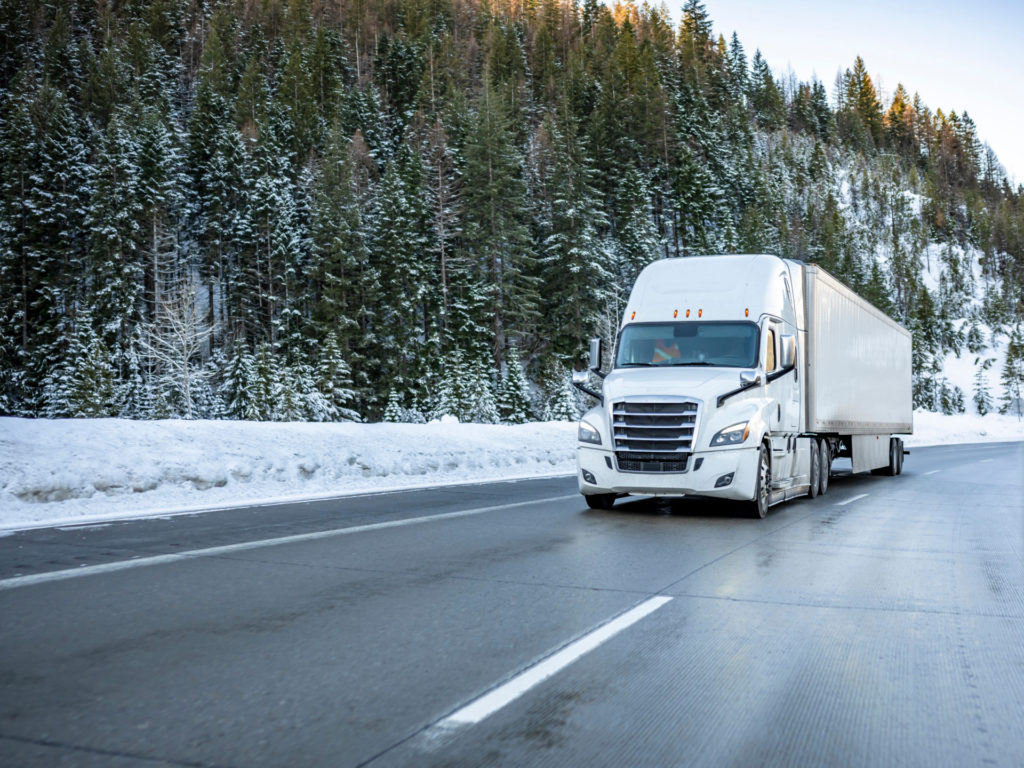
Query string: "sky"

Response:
xmin=696 ymin=0 xmax=1024 ymax=185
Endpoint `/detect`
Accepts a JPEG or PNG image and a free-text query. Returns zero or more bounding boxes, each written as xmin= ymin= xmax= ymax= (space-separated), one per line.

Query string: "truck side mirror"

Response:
xmin=780 ymin=334 xmax=797 ymax=369
xmin=571 ymin=370 xmax=590 ymax=385
xmin=589 ymin=338 xmax=603 ymax=372
xmin=740 ymin=370 xmax=762 ymax=387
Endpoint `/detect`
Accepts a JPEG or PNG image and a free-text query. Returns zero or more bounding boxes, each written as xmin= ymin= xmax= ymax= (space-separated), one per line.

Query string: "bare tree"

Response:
xmin=140 ymin=281 xmax=213 ymax=419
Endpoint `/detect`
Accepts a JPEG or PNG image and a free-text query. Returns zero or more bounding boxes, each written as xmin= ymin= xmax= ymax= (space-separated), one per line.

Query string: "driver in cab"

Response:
xmin=652 ymin=338 xmax=681 ymax=363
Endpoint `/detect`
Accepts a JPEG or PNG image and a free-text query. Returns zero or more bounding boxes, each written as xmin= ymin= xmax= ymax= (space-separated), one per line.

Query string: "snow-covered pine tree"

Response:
xmin=427 ymin=350 xmax=465 ymax=421
xmin=42 ymin=312 xmax=117 ymax=418
xmin=309 ymin=122 xmax=371 ymax=394
xmin=87 ymin=110 xmax=144 ymax=363
xmin=536 ymin=113 xmax=612 ymax=365
xmin=972 ymin=357 xmax=994 ymax=415
xmin=498 ymin=346 xmax=533 ymax=424
xmin=540 ymin=362 xmax=578 ymax=422
xmin=999 ymin=330 xmax=1024 ymax=418
xmin=1 ymin=82 xmax=91 ymax=413
xmin=462 ymin=357 xmax=500 ymax=424
xmin=252 ymin=342 xmax=279 ymax=421
xmin=274 ymin=363 xmax=305 ymax=422
xmin=118 ymin=331 xmax=155 ymax=418
xmin=221 ymin=338 xmax=260 ymax=420
xmin=383 ymin=389 xmax=403 ymax=422
xmin=314 ymin=332 xmax=360 ymax=422
xmin=614 ymin=166 xmax=661 ymax=290
xmin=462 ymin=85 xmax=539 ymax=371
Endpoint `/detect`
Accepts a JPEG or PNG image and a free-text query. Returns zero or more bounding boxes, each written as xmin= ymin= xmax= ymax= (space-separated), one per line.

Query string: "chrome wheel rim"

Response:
xmin=758 ymin=451 xmax=769 ymax=513
xmin=820 ymin=443 xmax=829 ymax=494
xmin=810 ymin=443 xmax=819 ymax=494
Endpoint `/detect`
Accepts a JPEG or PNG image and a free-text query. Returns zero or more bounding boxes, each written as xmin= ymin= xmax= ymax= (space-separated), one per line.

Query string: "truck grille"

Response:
xmin=612 ymin=400 xmax=698 ymax=473
xmin=616 ymin=452 xmax=690 ymax=473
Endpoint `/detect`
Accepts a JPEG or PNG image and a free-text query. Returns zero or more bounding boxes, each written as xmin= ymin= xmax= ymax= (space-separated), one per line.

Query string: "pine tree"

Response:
xmin=999 ymin=330 xmax=1024 ymax=418
xmin=221 ymin=338 xmax=260 ymax=420
xmin=274 ymin=363 xmax=306 ymax=421
xmin=42 ymin=312 xmax=117 ymax=418
xmin=536 ymin=113 xmax=611 ymax=365
xmin=540 ymin=363 xmax=578 ymax=422
xmin=498 ymin=346 xmax=533 ymax=424
xmin=462 ymin=357 xmax=500 ymax=424
xmin=383 ymin=389 xmax=403 ymax=422
xmin=614 ymin=166 xmax=661 ymax=289
xmin=462 ymin=85 xmax=539 ymax=371
xmin=972 ymin=357 xmax=994 ymax=415
xmin=314 ymin=332 xmax=360 ymax=422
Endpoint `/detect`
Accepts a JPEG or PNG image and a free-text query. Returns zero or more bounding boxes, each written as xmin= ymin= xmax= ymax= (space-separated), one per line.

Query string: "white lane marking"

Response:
xmin=836 ymin=493 xmax=869 ymax=506
xmin=924 ymin=470 xmax=940 ymax=476
xmin=441 ymin=596 xmax=673 ymax=727
xmin=0 ymin=495 xmax=578 ymax=591
xmin=978 ymin=459 xmax=995 ymax=463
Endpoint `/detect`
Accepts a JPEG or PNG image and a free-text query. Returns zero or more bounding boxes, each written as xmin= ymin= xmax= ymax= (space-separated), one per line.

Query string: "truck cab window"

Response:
xmin=765 ymin=328 xmax=776 ymax=371
xmin=615 ymin=322 xmax=759 ymax=368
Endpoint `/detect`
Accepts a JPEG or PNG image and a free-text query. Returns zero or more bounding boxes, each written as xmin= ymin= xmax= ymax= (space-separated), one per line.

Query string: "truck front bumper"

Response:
xmin=576 ymin=445 xmax=759 ymax=502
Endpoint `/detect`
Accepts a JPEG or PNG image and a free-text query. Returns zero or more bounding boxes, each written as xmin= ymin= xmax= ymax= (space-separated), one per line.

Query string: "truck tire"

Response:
xmin=896 ymin=439 xmax=904 ymax=475
xmin=807 ymin=439 xmax=820 ymax=499
xmin=584 ymin=493 xmax=616 ymax=510
xmin=819 ymin=440 xmax=830 ymax=496
xmin=748 ymin=444 xmax=770 ymax=519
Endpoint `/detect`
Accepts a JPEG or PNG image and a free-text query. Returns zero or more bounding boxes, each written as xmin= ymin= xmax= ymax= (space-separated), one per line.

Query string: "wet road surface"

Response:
xmin=1 ymin=441 xmax=1022 ymax=767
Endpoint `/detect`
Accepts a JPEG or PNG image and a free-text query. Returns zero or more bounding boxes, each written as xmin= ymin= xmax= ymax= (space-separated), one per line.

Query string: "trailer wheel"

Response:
xmin=748 ymin=444 xmax=770 ymax=519
xmin=818 ymin=440 xmax=830 ymax=496
xmin=584 ymin=493 xmax=616 ymax=510
xmin=896 ymin=439 xmax=905 ymax=475
xmin=807 ymin=439 xmax=820 ymax=499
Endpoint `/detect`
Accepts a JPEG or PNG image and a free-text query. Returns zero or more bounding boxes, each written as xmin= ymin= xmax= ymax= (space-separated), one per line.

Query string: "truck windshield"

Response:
xmin=615 ymin=322 xmax=760 ymax=368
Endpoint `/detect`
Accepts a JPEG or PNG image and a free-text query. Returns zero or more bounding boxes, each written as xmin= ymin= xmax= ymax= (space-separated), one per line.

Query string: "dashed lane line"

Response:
xmin=836 ymin=493 xmax=869 ymax=506
xmin=438 ymin=596 xmax=673 ymax=727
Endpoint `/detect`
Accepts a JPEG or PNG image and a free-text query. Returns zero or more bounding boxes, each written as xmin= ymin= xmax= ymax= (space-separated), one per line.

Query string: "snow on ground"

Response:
xmin=1 ymin=413 xmax=1019 ymax=532
xmin=0 ymin=417 xmax=576 ymax=532
xmin=905 ymin=409 xmax=1023 ymax=447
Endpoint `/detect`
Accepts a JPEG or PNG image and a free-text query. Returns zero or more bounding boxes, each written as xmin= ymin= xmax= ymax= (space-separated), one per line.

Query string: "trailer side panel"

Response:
xmin=804 ymin=266 xmax=913 ymax=434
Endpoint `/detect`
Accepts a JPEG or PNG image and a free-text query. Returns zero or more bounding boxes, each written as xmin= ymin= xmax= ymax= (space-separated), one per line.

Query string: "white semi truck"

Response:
xmin=573 ymin=253 xmax=913 ymax=518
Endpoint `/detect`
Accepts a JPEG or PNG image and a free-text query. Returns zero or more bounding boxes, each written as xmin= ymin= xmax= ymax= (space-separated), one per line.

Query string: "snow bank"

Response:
xmin=904 ymin=409 xmax=1023 ymax=448
xmin=0 ymin=418 xmax=576 ymax=531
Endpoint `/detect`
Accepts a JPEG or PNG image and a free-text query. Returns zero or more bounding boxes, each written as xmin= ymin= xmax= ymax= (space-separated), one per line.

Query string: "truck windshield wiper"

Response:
xmin=667 ymin=361 xmax=716 ymax=366
xmin=619 ymin=362 xmax=658 ymax=367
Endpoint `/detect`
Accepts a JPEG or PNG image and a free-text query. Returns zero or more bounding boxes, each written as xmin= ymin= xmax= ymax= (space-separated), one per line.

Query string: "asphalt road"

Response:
xmin=1 ymin=441 xmax=1022 ymax=767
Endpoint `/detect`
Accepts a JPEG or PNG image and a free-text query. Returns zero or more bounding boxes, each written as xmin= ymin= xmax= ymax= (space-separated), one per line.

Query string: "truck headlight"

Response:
xmin=578 ymin=420 xmax=602 ymax=445
xmin=711 ymin=422 xmax=750 ymax=446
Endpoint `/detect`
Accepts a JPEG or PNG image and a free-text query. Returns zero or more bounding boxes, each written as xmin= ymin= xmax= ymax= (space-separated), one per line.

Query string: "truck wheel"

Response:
xmin=896 ymin=439 xmax=904 ymax=475
xmin=885 ymin=438 xmax=899 ymax=476
xmin=807 ymin=439 xmax=820 ymax=499
xmin=748 ymin=444 xmax=770 ymax=519
xmin=819 ymin=440 xmax=830 ymax=496
xmin=584 ymin=493 xmax=616 ymax=510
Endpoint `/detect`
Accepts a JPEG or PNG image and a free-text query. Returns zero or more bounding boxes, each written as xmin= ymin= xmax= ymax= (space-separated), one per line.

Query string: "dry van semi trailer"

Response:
xmin=573 ymin=254 xmax=913 ymax=518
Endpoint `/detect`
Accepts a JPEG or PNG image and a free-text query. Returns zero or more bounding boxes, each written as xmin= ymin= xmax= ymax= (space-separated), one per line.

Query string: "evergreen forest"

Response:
xmin=1 ymin=0 xmax=1022 ymax=423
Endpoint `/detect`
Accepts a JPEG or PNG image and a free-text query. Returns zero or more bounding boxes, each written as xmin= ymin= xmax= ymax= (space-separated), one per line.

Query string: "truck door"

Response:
xmin=765 ymin=320 xmax=798 ymax=483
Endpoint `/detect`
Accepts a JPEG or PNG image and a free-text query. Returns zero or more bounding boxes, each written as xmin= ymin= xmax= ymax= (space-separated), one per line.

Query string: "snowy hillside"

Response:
xmin=2 ymin=414 xmax=1019 ymax=532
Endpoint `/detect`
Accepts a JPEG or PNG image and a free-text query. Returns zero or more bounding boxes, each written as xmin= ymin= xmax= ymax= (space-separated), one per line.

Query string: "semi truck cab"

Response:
xmin=574 ymin=254 xmax=911 ymax=518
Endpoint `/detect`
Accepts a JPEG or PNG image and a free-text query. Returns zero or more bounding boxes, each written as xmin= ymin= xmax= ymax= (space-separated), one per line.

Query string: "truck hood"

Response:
xmin=602 ymin=367 xmax=747 ymax=407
